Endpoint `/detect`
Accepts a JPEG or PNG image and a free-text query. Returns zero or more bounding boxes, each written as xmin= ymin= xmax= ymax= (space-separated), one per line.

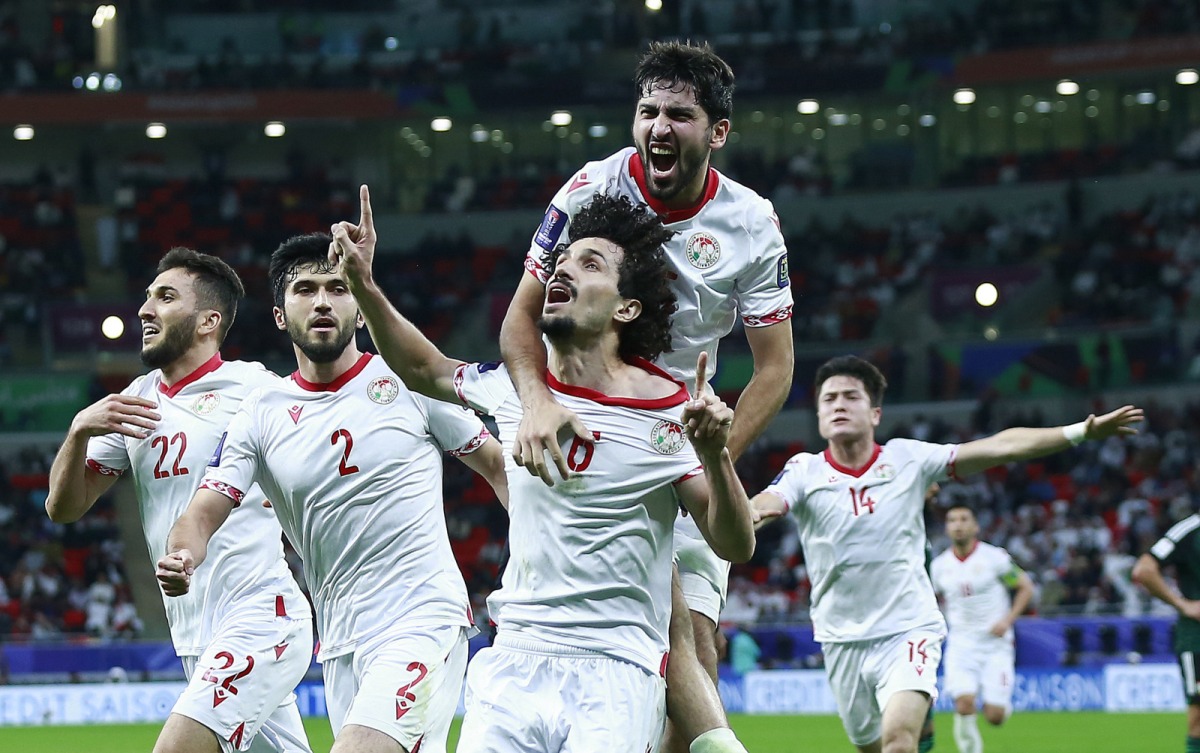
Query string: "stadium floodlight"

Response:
xmin=1178 ymin=69 xmax=1199 ymax=86
xmin=13 ymin=125 xmax=34 ymax=141
xmin=384 ymin=37 xmax=399 ymax=51
xmin=953 ymin=88 xmax=976 ymax=105
xmin=1034 ymin=100 xmax=1052 ymax=113
xmin=918 ymin=114 xmax=936 ymax=127
xmin=645 ymin=0 xmax=663 ymax=10
xmin=92 ymin=4 xmax=116 ymax=29
xmin=828 ymin=113 xmax=848 ymax=126
xmin=797 ymin=99 xmax=820 ymax=114
xmin=975 ymin=282 xmax=999 ymax=307
xmin=1056 ymin=79 xmax=1079 ymax=96
xmin=85 ymin=72 xmax=101 ymax=91
xmin=588 ymin=124 xmax=608 ymax=138
xmin=470 ymin=126 xmax=489 ymax=143
xmin=431 ymin=117 xmax=452 ymax=132
xmin=102 ymin=73 xmax=121 ymax=92
xmin=550 ymin=111 xmax=573 ymax=127
xmin=101 ymin=316 xmax=125 ymax=340
xmin=264 ymin=121 xmax=286 ymax=138
xmin=146 ymin=122 xmax=167 ymax=139
xmin=1136 ymin=91 xmax=1156 ymax=105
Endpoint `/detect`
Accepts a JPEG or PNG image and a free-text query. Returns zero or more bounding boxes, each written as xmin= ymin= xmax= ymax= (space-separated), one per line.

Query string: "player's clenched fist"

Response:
xmin=156 ymin=549 xmax=196 ymax=597
xmin=681 ymin=352 xmax=733 ymax=458
xmin=330 ymin=184 xmax=377 ymax=291
xmin=71 ymin=394 xmax=160 ymax=440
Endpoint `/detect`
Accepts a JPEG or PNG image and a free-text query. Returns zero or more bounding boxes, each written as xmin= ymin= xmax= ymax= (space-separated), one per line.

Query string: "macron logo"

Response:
xmin=567 ymin=172 xmax=590 ymax=192
xmin=288 ymin=405 xmax=303 ymax=424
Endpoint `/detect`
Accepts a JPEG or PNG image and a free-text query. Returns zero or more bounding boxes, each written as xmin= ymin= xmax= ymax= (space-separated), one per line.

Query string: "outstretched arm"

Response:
xmin=332 ymin=185 xmax=464 ymax=403
xmin=952 ymin=405 xmax=1143 ymax=478
xmin=158 ymin=489 xmax=237 ymax=597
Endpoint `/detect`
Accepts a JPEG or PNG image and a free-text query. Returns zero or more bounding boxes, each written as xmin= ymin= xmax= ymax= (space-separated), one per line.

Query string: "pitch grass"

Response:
xmin=0 ymin=712 xmax=1183 ymax=752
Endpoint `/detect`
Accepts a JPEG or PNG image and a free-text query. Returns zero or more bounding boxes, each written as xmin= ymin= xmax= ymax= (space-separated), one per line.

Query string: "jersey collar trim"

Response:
xmin=953 ymin=541 xmax=979 ymax=562
xmin=628 ymin=151 xmax=720 ymax=224
xmin=546 ymin=357 xmax=689 ymax=409
xmin=823 ymin=443 xmax=882 ymax=478
xmin=158 ymin=353 xmax=223 ymax=398
xmin=291 ymin=352 xmax=373 ymax=392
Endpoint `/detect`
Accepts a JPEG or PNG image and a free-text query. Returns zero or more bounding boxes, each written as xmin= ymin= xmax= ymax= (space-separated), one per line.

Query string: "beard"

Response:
xmin=537 ymin=315 xmax=577 ymax=343
xmin=141 ymin=313 xmax=199 ymax=369
xmin=286 ymin=316 xmax=357 ymax=364
xmin=637 ymin=142 xmax=708 ymax=203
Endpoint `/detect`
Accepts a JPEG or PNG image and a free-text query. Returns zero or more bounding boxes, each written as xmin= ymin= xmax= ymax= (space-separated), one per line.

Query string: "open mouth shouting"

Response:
xmin=648 ymin=141 xmax=678 ymax=181
xmin=545 ymin=279 xmax=576 ymax=310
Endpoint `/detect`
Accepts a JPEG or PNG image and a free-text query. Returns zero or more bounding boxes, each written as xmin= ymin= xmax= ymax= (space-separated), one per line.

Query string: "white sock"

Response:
xmin=953 ymin=713 xmax=984 ymax=753
xmin=690 ymin=728 xmax=749 ymax=753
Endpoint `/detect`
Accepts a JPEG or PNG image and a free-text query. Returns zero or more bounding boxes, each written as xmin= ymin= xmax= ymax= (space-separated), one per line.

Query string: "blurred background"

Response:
xmin=1 ymin=0 xmax=1199 ymax=729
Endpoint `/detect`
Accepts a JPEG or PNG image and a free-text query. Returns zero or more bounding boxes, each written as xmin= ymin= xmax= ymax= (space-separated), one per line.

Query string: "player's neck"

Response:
xmin=953 ymin=540 xmax=978 ymax=559
xmin=160 ymin=345 xmax=221 ymax=388
xmin=827 ymin=435 xmax=876 ymax=471
xmin=294 ymin=345 xmax=363 ymax=385
xmin=548 ymin=340 xmax=626 ymax=392
xmin=661 ymin=159 xmax=712 ymax=211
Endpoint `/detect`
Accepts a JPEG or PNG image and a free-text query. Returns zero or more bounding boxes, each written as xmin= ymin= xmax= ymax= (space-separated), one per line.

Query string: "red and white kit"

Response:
xmin=87 ymin=355 xmax=312 ymax=753
xmin=526 ymin=146 xmax=794 ymax=623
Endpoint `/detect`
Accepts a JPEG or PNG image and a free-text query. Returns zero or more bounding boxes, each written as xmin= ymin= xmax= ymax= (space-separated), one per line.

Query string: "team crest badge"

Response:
xmin=875 ymin=464 xmax=895 ymax=479
xmin=191 ymin=392 xmax=220 ymax=415
xmin=685 ymin=232 xmax=721 ymax=269
xmin=367 ymin=376 xmax=400 ymax=405
xmin=650 ymin=420 xmax=687 ymax=455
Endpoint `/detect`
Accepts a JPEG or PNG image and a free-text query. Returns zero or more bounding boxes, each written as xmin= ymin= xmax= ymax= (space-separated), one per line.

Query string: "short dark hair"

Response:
xmin=156 ymin=247 xmax=244 ymax=342
xmin=814 ymin=355 xmax=888 ymax=407
xmin=539 ymin=194 xmax=677 ymax=362
xmin=269 ymin=233 xmax=336 ymax=309
xmin=634 ymin=40 xmax=735 ymax=123
xmin=946 ymin=502 xmax=976 ymax=518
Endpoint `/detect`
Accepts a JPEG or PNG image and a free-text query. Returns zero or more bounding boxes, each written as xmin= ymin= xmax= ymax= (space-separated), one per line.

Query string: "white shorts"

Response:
xmin=322 ymin=624 xmax=467 ymax=752
xmin=177 ymin=613 xmax=313 ymax=753
xmin=457 ymin=636 xmax=666 ymax=753
xmin=943 ymin=636 xmax=1015 ymax=711
xmin=674 ymin=516 xmax=731 ymax=624
xmin=823 ymin=626 xmax=945 ymax=747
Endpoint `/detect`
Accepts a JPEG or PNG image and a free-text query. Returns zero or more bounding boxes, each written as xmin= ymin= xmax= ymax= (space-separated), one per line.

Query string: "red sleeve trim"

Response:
xmin=452 ymin=363 xmax=472 ymax=410
xmin=742 ymin=304 xmax=793 ymax=328
xmin=448 ymin=428 xmax=491 ymax=457
xmin=86 ymin=459 xmax=123 ymax=477
xmin=947 ymin=445 xmax=961 ymax=481
xmin=524 ymin=256 xmax=549 ymax=284
xmin=672 ymin=466 xmax=704 ymax=487
xmin=199 ymin=478 xmax=245 ymax=507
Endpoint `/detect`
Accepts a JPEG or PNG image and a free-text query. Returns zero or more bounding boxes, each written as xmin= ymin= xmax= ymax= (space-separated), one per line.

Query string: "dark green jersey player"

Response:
xmin=1134 ymin=513 xmax=1200 ymax=753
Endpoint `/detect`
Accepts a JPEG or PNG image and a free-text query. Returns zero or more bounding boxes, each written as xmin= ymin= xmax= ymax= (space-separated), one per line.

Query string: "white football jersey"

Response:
xmin=526 ymin=146 xmax=793 ymax=385
xmin=453 ymin=359 xmax=702 ymax=675
xmin=931 ymin=541 xmax=1017 ymax=642
xmin=200 ymin=353 xmax=486 ymax=661
xmin=764 ymin=438 xmax=958 ymax=643
xmin=86 ymin=355 xmax=310 ymax=656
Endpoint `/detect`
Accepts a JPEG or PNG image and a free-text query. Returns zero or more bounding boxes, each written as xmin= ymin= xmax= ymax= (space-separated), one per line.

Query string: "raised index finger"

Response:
xmin=359 ymin=184 xmax=374 ymax=235
xmin=694 ymin=351 xmax=709 ymax=398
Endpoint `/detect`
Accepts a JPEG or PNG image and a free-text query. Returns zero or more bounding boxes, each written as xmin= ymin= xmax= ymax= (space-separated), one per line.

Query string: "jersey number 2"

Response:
xmin=151 ymin=432 xmax=188 ymax=479
xmin=331 ymin=429 xmax=360 ymax=476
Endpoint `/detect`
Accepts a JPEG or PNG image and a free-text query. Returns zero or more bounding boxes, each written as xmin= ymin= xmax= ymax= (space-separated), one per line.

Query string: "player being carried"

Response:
xmin=47 ymin=248 xmax=314 ymax=753
xmin=500 ymin=40 xmax=794 ymax=753
xmin=159 ymin=231 xmax=508 ymax=753
xmin=330 ymin=185 xmax=755 ymax=752
xmin=753 ymin=355 xmax=1141 ymax=753
xmin=930 ymin=503 xmax=1035 ymax=753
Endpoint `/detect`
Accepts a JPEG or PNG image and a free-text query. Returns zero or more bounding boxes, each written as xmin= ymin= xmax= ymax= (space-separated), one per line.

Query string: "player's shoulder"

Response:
xmin=930 ymin=547 xmax=954 ymax=568
xmin=120 ymin=372 xmax=155 ymax=397
xmin=773 ymin=451 xmax=819 ymax=480
xmin=559 ymin=149 xmax=633 ymax=205
xmin=220 ymin=359 xmax=281 ymax=386
xmin=712 ymin=168 xmax=781 ymax=231
xmin=881 ymin=437 xmax=944 ymax=459
xmin=1163 ymin=513 xmax=1200 ymax=543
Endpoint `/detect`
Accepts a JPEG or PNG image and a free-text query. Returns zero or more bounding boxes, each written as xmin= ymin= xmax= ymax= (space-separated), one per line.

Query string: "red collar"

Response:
xmin=291 ymin=353 xmax=373 ymax=392
xmin=628 ymin=151 xmax=720 ymax=224
xmin=823 ymin=443 xmax=882 ymax=478
xmin=158 ymin=353 xmax=223 ymax=398
xmin=953 ymin=541 xmax=979 ymax=562
xmin=547 ymin=357 xmax=689 ymax=409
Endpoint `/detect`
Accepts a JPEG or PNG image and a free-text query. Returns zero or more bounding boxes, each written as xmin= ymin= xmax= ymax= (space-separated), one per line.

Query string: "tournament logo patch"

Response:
xmin=776 ymin=254 xmax=790 ymax=288
xmin=208 ymin=432 xmax=227 ymax=467
xmin=191 ymin=392 xmax=220 ymax=415
xmin=367 ymin=376 xmax=400 ymax=405
xmin=685 ymin=232 xmax=721 ymax=269
xmin=534 ymin=204 xmax=568 ymax=250
xmin=650 ymin=420 xmax=687 ymax=455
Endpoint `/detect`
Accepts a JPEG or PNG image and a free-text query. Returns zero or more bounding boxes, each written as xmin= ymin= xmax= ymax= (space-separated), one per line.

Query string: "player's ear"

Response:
xmin=273 ymin=306 xmax=287 ymax=331
xmin=614 ymin=298 xmax=642 ymax=324
xmin=870 ymin=406 xmax=882 ymax=427
xmin=198 ymin=309 xmax=221 ymax=337
xmin=355 ymin=311 xmax=365 ymax=329
xmin=708 ymin=118 xmax=730 ymax=152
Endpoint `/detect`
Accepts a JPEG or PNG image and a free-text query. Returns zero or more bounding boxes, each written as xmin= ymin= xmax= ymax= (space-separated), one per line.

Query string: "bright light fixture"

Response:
xmin=550 ymin=111 xmax=573 ymax=127
xmin=146 ymin=123 xmax=167 ymax=139
xmin=264 ymin=121 xmax=286 ymax=137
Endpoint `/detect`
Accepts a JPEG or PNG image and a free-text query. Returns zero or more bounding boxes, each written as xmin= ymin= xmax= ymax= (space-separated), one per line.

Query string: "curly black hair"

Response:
xmin=634 ymin=40 xmax=735 ymax=123
xmin=156 ymin=247 xmax=245 ymax=343
xmin=268 ymin=232 xmax=337 ymax=309
xmin=814 ymin=355 xmax=888 ymax=407
xmin=539 ymin=194 xmax=677 ymax=362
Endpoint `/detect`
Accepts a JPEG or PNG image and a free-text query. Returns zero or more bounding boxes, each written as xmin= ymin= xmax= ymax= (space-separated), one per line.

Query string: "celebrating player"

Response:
xmin=1133 ymin=514 xmax=1200 ymax=753
xmin=159 ymin=233 xmax=507 ymax=753
xmin=330 ymin=185 xmax=756 ymax=752
xmin=753 ymin=355 xmax=1142 ymax=753
xmin=500 ymin=40 xmax=794 ymax=750
xmin=46 ymin=248 xmax=313 ymax=753
xmin=930 ymin=504 xmax=1035 ymax=753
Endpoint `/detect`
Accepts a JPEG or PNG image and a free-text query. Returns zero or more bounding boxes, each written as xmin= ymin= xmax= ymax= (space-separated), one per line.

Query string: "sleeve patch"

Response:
xmin=208 ymin=432 xmax=227 ymax=467
xmin=85 ymin=458 xmax=123 ymax=477
xmin=776 ymin=254 xmax=789 ymax=288
xmin=742 ymin=305 xmax=793 ymax=327
xmin=448 ymin=428 xmax=491 ymax=457
xmin=199 ymin=478 xmax=245 ymax=506
xmin=453 ymin=363 xmax=472 ymax=410
xmin=534 ymin=204 xmax=568 ymax=251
